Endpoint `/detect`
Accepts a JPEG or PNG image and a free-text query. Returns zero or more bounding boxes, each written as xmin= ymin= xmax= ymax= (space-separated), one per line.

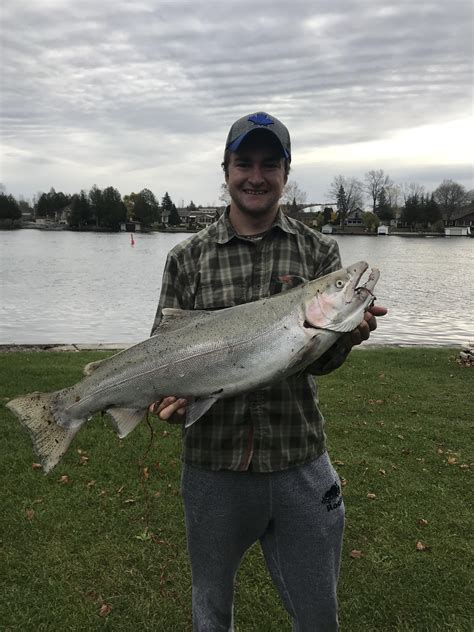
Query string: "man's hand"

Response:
xmin=349 ymin=305 xmax=388 ymax=346
xmin=149 ymin=396 xmax=187 ymax=423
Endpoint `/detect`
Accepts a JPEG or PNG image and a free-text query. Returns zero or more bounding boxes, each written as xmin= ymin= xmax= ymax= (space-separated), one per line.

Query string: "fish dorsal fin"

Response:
xmin=106 ymin=407 xmax=147 ymax=438
xmin=158 ymin=308 xmax=215 ymax=333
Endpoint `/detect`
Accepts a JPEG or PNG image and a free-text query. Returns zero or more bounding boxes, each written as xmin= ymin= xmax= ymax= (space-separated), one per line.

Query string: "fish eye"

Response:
xmin=335 ymin=280 xmax=345 ymax=289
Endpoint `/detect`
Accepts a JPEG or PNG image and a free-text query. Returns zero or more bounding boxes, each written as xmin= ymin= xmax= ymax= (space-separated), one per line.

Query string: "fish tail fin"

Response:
xmin=6 ymin=391 xmax=78 ymax=473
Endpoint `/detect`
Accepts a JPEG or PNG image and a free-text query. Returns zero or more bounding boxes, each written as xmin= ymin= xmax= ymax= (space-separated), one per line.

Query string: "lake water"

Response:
xmin=1 ymin=229 xmax=473 ymax=347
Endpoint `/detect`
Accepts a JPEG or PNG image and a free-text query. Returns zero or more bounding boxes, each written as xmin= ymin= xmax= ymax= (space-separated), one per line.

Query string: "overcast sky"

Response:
xmin=1 ymin=0 xmax=473 ymax=207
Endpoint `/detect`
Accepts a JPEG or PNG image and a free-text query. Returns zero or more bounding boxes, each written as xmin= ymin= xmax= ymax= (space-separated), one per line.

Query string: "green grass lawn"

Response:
xmin=1 ymin=348 xmax=472 ymax=631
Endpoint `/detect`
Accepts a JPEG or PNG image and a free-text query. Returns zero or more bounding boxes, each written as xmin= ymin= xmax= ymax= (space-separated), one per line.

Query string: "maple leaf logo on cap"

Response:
xmin=248 ymin=112 xmax=274 ymax=126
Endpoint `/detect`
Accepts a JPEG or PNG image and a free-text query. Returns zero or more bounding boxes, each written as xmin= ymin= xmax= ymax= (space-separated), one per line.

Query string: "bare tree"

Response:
xmin=385 ymin=183 xmax=401 ymax=209
xmin=434 ymin=179 xmax=468 ymax=222
xmin=400 ymin=182 xmax=425 ymax=204
xmin=281 ymin=180 xmax=307 ymax=206
xmin=328 ymin=175 xmax=363 ymax=214
xmin=219 ymin=183 xmax=231 ymax=206
xmin=364 ymin=170 xmax=393 ymax=212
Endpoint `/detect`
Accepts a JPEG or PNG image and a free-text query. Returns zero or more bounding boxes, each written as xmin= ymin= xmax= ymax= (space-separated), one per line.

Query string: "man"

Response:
xmin=150 ymin=112 xmax=386 ymax=631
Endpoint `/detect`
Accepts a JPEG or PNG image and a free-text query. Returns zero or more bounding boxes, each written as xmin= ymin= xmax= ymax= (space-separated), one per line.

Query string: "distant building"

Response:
xmin=120 ymin=221 xmax=142 ymax=232
xmin=162 ymin=206 xmax=222 ymax=227
xmin=346 ymin=208 xmax=364 ymax=226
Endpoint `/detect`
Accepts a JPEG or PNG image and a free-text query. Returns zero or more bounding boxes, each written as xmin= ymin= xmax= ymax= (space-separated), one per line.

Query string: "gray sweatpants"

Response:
xmin=181 ymin=451 xmax=345 ymax=632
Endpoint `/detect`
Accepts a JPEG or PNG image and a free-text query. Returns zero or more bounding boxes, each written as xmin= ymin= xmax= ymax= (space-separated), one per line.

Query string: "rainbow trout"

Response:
xmin=6 ymin=261 xmax=379 ymax=472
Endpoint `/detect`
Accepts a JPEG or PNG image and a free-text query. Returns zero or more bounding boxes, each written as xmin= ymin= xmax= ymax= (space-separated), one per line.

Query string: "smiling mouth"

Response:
xmin=243 ymin=189 xmax=267 ymax=195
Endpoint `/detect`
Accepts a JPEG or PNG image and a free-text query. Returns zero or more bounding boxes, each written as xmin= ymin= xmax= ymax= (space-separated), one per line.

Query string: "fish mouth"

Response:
xmin=346 ymin=261 xmax=380 ymax=307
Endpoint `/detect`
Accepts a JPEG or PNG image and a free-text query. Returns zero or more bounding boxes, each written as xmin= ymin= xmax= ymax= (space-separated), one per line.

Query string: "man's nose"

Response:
xmin=247 ymin=165 xmax=265 ymax=184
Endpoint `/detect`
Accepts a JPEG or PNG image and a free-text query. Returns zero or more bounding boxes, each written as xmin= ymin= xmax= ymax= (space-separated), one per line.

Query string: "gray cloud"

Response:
xmin=2 ymin=0 xmax=472 ymax=204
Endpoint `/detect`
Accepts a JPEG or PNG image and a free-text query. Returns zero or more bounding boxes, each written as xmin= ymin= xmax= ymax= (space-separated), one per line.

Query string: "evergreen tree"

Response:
xmin=161 ymin=191 xmax=173 ymax=213
xmin=401 ymin=194 xmax=422 ymax=228
xmin=35 ymin=192 xmax=49 ymax=217
xmin=68 ymin=191 xmax=92 ymax=227
xmin=0 ymin=193 xmax=21 ymax=220
xmin=424 ymin=193 xmax=441 ymax=226
xmin=168 ymin=203 xmax=181 ymax=226
xmin=336 ymin=184 xmax=348 ymax=227
xmin=375 ymin=188 xmax=394 ymax=222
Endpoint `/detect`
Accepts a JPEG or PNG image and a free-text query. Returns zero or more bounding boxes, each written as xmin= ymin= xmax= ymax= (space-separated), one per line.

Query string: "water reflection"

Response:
xmin=0 ymin=230 xmax=472 ymax=346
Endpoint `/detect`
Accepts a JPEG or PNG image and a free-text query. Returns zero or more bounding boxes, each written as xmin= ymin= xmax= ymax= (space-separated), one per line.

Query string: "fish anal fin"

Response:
xmin=185 ymin=397 xmax=219 ymax=428
xmin=106 ymin=407 xmax=146 ymax=438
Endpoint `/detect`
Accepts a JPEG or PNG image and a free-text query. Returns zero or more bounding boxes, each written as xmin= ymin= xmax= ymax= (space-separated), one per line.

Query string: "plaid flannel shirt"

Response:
xmin=151 ymin=208 xmax=344 ymax=472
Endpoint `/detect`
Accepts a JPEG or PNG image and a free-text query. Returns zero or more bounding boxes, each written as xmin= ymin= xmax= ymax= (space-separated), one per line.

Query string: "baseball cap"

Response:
xmin=225 ymin=112 xmax=291 ymax=161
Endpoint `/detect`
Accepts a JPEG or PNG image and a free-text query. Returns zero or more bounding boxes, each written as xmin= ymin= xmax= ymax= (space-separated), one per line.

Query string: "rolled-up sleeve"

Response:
xmin=150 ymin=253 xmax=189 ymax=335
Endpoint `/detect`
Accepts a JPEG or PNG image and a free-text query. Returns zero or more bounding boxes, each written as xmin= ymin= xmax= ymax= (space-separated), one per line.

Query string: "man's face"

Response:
xmin=226 ymin=132 xmax=288 ymax=219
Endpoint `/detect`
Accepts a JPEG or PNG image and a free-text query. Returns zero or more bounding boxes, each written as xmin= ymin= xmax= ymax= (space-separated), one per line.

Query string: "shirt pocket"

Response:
xmin=194 ymin=280 xmax=246 ymax=310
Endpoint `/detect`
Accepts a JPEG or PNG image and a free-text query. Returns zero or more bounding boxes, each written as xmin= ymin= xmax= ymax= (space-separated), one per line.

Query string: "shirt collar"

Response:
xmin=213 ymin=207 xmax=297 ymax=244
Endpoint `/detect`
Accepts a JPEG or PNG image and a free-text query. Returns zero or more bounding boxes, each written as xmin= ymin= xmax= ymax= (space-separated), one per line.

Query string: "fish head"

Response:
xmin=303 ymin=261 xmax=380 ymax=333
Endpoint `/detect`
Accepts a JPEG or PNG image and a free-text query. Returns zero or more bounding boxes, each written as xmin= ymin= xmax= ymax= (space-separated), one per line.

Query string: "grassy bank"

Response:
xmin=1 ymin=348 xmax=472 ymax=631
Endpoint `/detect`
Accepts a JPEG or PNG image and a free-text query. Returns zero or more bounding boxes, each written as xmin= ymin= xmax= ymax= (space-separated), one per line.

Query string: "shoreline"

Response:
xmin=0 ymin=342 xmax=464 ymax=353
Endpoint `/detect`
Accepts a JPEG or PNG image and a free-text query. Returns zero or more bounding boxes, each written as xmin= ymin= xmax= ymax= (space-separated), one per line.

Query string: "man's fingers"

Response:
xmin=368 ymin=305 xmax=388 ymax=317
xmin=149 ymin=397 xmax=187 ymax=421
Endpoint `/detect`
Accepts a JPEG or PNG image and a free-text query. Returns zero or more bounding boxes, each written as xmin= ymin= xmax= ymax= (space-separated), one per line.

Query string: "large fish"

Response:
xmin=6 ymin=261 xmax=379 ymax=472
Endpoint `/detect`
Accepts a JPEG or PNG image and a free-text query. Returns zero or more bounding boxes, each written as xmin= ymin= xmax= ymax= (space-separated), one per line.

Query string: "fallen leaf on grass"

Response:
xmin=58 ymin=475 xmax=70 ymax=484
xmin=26 ymin=508 xmax=35 ymax=521
xmin=333 ymin=459 xmax=345 ymax=466
xmin=86 ymin=480 xmax=96 ymax=489
xmin=368 ymin=399 xmax=385 ymax=405
xmin=367 ymin=493 xmax=377 ymax=500
xmin=350 ymin=550 xmax=364 ymax=558
xmin=447 ymin=456 xmax=457 ymax=465
xmin=418 ymin=518 xmax=429 ymax=527
xmin=154 ymin=491 xmax=162 ymax=497
xmin=459 ymin=464 xmax=470 ymax=470
xmin=124 ymin=498 xmax=136 ymax=504
xmin=416 ymin=540 xmax=430 ymax=552
xmin=162 ymin=430 xmax=170 ymax=437
xmin=142 ymin=467 xmax=150 ymax=480
xmin=78 ymin=454 xmax=89 ymax=465
xmin=116 ymin=485 xmax=125 ymax=494
xmin=99 ymin=603 xmax=112 ymax=617
xmin=378 ymin=469 xmax=386 ymax=476
xmin=340 ymin=477 xmax=348 ymax=487
xmin=32 ymin=463 xmax=42 ymax=470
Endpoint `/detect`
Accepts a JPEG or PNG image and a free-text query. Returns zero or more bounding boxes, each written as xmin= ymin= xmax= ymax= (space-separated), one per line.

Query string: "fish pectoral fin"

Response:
xmin=83 ymin=359 xmax=105 ymax=376
xmin=184 ymin=396 xmax=219 ymax=429
xmin=106 ymin=407 xmax=147 ymax=438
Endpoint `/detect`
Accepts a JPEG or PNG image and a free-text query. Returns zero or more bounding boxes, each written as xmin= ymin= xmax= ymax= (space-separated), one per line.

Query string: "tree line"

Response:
xmin=0 ymin=185 xmax=187 ymax=230
xmin=327 ymin=172 xmax=471 ymax=230
xmin=1 ymin=174 xmax=472 ymax=231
